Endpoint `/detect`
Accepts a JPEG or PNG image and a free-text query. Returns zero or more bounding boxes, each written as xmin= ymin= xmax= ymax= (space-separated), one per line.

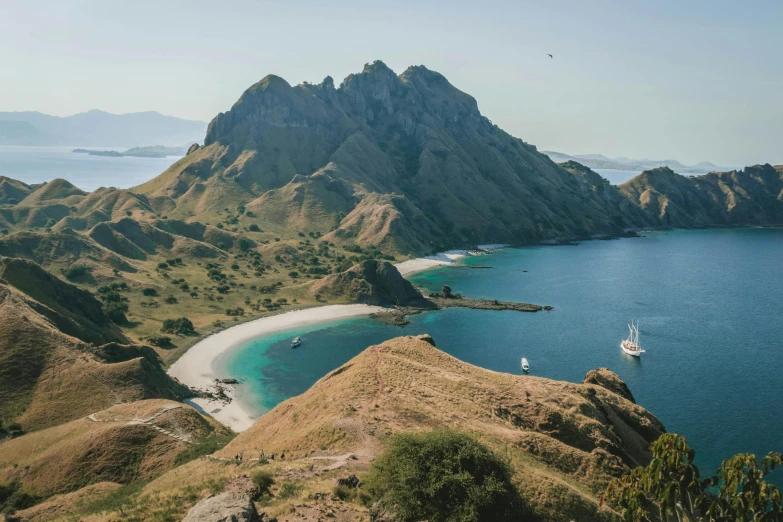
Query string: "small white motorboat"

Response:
xmin=521 ymin=357 xmax=530 ymax=373
xmin=621 ymin=322 xmax=645 ymax=357
xmin=291 ymin=336 xmax=302 ymax=348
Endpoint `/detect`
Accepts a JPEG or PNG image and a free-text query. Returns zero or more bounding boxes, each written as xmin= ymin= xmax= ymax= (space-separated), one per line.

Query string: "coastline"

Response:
xmin=168 ymin=304 xmax=383 ymax=432
xmin=395 ymin=244 xmax=507 ymax=277
xmin=168 ymin=245 xmax=506 ymax=432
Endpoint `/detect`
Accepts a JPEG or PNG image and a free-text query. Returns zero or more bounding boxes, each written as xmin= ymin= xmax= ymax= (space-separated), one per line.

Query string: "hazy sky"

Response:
xmin=1 ymin=0 xmax=781 ymax=166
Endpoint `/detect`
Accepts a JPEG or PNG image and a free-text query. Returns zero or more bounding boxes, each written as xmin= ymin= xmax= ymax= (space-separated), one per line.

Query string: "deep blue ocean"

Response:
xmin=0 ymin=145 xmax=181 ymax=191
xmin=222 ymin=228 xmax=783 ymax=475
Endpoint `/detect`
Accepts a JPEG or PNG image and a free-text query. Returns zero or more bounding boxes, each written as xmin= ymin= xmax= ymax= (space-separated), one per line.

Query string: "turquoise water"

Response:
xmin=223 ymin=228 xmax=783 ymax=474
xmin=0 ymin=145 xmax=181 ymax=191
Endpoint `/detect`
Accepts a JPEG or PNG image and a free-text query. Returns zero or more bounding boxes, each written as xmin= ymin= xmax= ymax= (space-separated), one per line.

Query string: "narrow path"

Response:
xmin=86 ymin=404 xmax=190 ymax=444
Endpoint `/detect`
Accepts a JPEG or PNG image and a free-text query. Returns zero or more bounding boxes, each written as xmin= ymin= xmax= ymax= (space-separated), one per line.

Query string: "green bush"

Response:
xmin=104 ymin=302 xmax=129 ymax=324
xmin=278 ymin=479 xmax=303 ymax=499
xmin=161 ymin=318 xmax=195 ymax=335
xmin=0 ymin=481 xmax=43 ymax=515
xmin=251 ymin=470 xmax=275 ymax=497
xmin=146 ymin=335 xmax=174 ymax=348
xmin=248 ymin=224 xmax=260 ymax=232
xmin=61 ymin=265 xmax=89 ymax=280
xmin=364 ymin=430 xmax=525 ymax=522
xmin=142 ymin=288 xmax=158 ymax=297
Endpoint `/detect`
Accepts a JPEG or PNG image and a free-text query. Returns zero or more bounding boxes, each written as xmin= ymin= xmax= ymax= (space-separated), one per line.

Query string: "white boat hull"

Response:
xmin=621 ymin=341 xmax=644 ymax=357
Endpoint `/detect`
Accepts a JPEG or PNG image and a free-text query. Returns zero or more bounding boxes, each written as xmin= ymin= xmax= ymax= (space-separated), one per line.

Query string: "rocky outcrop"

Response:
xmin=310 ymin=260 xmax=429 ymax=306
xmin=181 ymin=492 xmax=261 ymax=522
xmin=584 ymin=368 xmax=636 ymax=403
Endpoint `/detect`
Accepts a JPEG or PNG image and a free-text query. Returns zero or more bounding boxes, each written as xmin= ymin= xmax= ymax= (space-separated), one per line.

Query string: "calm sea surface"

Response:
xmin=0 ymin=145 xmax=181 ymax=191
xmin=222 ymin=228 xmax=783 ymax=474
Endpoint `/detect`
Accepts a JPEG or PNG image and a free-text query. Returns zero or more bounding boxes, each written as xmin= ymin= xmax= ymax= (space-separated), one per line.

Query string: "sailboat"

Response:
xmin=521 ymin=357 xmax=530 ymax=373
xmin=621 ymin=322 xmax=645 ymax=357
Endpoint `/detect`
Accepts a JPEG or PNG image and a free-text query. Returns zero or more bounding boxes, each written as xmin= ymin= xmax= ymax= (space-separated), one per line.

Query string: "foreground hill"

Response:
xmin=0 ymin=257 xmax=190 ymax=431
xmin=618 ymin=164 xmax=783 ymax=227
xmin=1 ymin=399 xmax=231 ymax=521
xmin=40 ymin=335 xmax=664 ymax=521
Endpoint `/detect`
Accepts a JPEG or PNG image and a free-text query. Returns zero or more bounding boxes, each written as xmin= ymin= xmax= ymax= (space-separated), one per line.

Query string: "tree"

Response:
xmin=161 ymin=318 xmax=195 ymax=335
xmin=604 ymin=433 xmax=783 ymax=521
xmin=364 ymin=430 xmax=527 ymax=522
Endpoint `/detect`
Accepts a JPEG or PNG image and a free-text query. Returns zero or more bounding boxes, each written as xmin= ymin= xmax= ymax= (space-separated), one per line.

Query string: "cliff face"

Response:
xmin=134 ymin=61 xmax=655 ymax=254
xmin=619 ymin=165 xmax=783 ymax=227
xmin=221 ymin=334 xmax=665 ymax=521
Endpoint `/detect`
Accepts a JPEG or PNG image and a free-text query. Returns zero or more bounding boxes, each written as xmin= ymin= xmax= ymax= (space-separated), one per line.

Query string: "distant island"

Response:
xmin=72 ymin=144 xmax=190 ymax=158
xmin=544 ymin=150 xmax=729 ymax=173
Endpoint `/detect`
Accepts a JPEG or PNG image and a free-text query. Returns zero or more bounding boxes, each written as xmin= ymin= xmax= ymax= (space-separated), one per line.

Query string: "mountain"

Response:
xmin=134 ymin=61 xmax=654 ymax=255
xmin=619 ymin=165 xmax=783 ymax=227
xmin=0 ymin=121 xmax=49 ymax=145
xmin=0 ymin=110 xmax=207 ymax=147
xmin=544 ymin=150 xmax=731 ymax=174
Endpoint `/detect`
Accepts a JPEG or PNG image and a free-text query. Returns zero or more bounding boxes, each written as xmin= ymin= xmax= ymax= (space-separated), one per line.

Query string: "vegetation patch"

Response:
xmin=364 ymin=429 xmax=528 ymax=522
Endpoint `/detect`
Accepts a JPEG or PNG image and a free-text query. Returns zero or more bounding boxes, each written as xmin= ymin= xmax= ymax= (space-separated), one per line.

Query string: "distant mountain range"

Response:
xmin=543 ymin=150 xmax=729 ymax=173
xmin=0 ymin=110 xmax=207 ymax=147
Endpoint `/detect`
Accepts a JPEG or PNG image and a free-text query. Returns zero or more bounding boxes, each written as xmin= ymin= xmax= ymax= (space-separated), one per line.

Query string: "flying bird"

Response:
xmin=547 ymin=54 xmax=553 ymax=59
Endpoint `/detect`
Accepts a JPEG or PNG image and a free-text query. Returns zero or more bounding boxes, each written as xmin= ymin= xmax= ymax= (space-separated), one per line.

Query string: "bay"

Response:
xmin=0 ymin=145 xmax=181 ymax=191
xmin=223 ymin=228 xmax=783 ymax=474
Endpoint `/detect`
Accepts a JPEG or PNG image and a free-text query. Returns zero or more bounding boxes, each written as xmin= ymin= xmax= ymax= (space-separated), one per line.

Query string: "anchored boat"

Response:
xmin=291 ymin=336 xmax=302 ymax=348
xmin=521 ymin=357 xmax=530 ymax=373
xmin=621 ymin=322 xmax=645 ymax=357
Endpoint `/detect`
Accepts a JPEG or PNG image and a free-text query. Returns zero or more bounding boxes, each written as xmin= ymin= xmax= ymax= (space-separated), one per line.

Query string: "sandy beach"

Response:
xmin=395 ymin=245 xmax=506 ymax=276
xmin=169 ymin=245 xmax=507 ymax=432
xmin=168 ymin=304 xmax=383 ymax=432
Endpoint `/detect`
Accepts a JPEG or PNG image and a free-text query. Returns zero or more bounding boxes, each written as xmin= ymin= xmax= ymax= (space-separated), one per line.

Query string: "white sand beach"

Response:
xmin=394 ymin=245 xmax=506 ymax=276
xmin=168 ymin=304 xmax=383 ymax=432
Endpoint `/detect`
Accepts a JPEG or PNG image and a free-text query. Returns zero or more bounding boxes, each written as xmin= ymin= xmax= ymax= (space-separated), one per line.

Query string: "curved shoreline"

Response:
xmin=167 ymin=246 xmax=504 ymax=432
xmin=168 ymin=304 xmax=383 ymax=432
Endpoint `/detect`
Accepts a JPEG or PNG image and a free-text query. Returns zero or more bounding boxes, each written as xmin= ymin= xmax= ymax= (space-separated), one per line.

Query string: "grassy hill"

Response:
xmin=29 ymin=335 xmax=662 ymax=521
xmin=0 ymin=399 xmax=231 ymax=519
xmin=0 ymin=257 xmax=190 ymax=431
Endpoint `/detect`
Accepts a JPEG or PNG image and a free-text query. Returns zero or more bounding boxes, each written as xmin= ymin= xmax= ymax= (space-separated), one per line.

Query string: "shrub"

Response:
xmin=0 ymin=481 xmax=42 ymax=515
xmin=61 ymin=265 xmax=89 ymax=280
xmin=364 ymin=430 xmax=525 ymax=522
xmin=238 ymin=238 xmax=252 ymax=251
xmin=157 ymin=262 xmax=169 ymax=270
xmin=146 ymin=335 xmax=173 ymax=348
xmin=104 ymin=302 xmax=129 ymax=324
xmin=164 ymin=296 xmax=178 ymax=304
xmin=251 ymin=470 xmax=275 ymax=497
xmin=161 ymin=318 xmax=195 ymax=335
xmin=288 ymin=271 xmax=299 ymax=278
xmin=278 ymin=479 xmax=303 ymax=499
xmin=248 ymin=224 xmax=260 ymax=232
